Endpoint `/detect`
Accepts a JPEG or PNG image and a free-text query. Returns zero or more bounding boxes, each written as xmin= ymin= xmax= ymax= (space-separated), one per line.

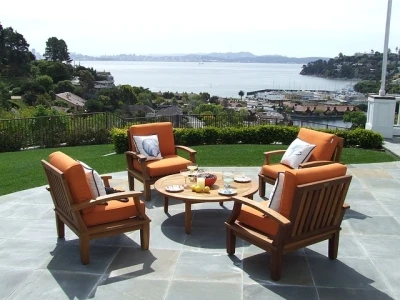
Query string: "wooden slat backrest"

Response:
xmin=41 ymin=160 xmax=75 ymax=222
xmin=286 ymin=175 xmax=351 ymax=243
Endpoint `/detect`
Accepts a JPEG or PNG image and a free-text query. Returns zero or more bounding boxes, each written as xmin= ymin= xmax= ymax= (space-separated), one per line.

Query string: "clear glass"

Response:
xmin=187 ymin=163 xmax=198 ymax=182
xmin=222 ymin=171 xmax=234 ymax=188
xmin=180 ymin=169 xmax=190 ymax=187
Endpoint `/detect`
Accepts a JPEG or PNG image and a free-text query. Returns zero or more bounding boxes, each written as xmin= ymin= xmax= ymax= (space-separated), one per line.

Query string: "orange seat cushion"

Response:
xmin=279 ymin=163 xmax=347 ymax=217
xmin=260 ymin=163 xmax=293 ymax=180
xmin=297 ymin=128 xmax=339 ymax=161
xmin=129 ymin=122 xmax=176 ymax=156
xmin=82 ymin=198 xmax=146 ymax=227
xmin=134 ymin=155 xmax=192 ymax=177
xmin=237 ymin=201 xmax=279 ymax=237
xmin=49 ymin=151 xmax=92 ymax=207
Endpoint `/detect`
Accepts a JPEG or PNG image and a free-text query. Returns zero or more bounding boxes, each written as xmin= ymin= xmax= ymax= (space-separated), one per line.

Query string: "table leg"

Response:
xmin=164 ymin=196 xmax=169 ymax=213
xmin=219 ymin=201 xmax=223 ymax=206
xmin=185 ymin=201 xmax=192 ymax=234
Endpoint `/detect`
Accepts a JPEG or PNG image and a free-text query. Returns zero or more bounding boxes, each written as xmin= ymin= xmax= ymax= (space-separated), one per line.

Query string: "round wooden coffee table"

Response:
xmin=154 ymin=172 xmax=258 ymax=234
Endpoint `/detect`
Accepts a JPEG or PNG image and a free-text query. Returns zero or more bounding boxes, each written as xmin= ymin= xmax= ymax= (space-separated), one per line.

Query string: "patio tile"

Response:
xmin=317 ymin=287 xmax=394 ymax=300
xmin=0 ymin=202 xmax=52 ymax=219
xmin=305 ymin=235 xmax=367 ymax=258
xmin=105 ymin=248 xmax=180 ymax=280
xmin=371 ymin=257 xmax=400 ymax=297
xmin=148 ymin=209 xmax=188 ymax=228
xmin=0 ymin=267 xmax=34 ymax=299
xmin=133 ymin=227 xmax=187 ymax=250
xmin=243 ymin=284 xmax=318 ymax=300
xmin=358 ymin=236 xmax=400 ymax=259
xmin=12 ymin=219 xmax=77 ymax=242
xmin=191 ymin=208 xmax=232 ymax=229
xmin=0 ymin=218 xmax=31 ymax=239
xmin=183 ymin=228 xmax=233 ymax=253
xmin=371 ymin=191 xmax=400 ymax=202
xmin=347 ymin=216 xmax=400 ymax=236
xmin=173 ymin=251 xmax=242 ymax=283
xmin=45 ymin=244 xmax=120 ymax=275
xmin=350 ymin=169 xmax=394 ymax=179
xmin=242 ymin=252 xmax=314 ymax=286
xmin=308 ymin=256 xmax=387 ymax=290
xmin=166 ymin=281 xmax=242 ymax=300
xmin=91 ymin=277 xmax=169 ymax=300
xmin=8 ymin=269 xmax=100 ymax=300
xmin=0 ymin=239 xmax=60 ymax=269
xmin=346 ymin=201 xmax=390 ymax=217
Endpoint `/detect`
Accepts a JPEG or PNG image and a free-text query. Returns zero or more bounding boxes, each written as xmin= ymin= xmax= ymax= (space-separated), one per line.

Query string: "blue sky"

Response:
xmin=1 ymin=0 xmax=399 ymax=58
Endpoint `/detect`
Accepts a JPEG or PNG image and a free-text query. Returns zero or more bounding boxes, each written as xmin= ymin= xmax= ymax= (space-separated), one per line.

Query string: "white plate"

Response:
xmin=165 ymin=185 xmax=184 ymax=192
xmin=234 ymin=176 xmax=251 ymax=183
xmin=218 ymin=188 xmax=237 ymax=196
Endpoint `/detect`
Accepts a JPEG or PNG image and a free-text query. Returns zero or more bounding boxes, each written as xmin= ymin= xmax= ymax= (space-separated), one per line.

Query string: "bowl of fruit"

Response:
xmin=196 ymin=173 xmax=217 ymax=187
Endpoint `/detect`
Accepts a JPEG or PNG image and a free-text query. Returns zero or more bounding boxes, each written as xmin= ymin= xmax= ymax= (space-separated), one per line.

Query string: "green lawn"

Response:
xmin=0 ymin=144 xmax=398 ymax=196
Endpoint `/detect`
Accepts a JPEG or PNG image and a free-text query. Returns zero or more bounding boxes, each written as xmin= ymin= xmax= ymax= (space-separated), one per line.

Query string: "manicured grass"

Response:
xmin=0 ymin=144 xmax=398 ymax=196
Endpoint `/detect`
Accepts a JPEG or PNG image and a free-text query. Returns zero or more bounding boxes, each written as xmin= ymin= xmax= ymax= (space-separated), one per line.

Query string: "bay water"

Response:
xmin=77 ymin=61 xmax=356 ymax=98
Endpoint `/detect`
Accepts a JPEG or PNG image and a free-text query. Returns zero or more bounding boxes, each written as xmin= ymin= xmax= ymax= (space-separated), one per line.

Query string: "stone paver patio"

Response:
xmin=0 ymin=141 xmax=400 ymax=299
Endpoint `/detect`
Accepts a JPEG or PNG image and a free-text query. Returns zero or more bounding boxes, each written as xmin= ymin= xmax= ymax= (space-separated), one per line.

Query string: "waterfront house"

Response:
xmin=55 ymin=92 xmax=86 ymax=112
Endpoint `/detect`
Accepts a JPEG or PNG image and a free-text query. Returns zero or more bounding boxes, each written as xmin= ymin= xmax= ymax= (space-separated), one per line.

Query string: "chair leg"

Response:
xmin=226 ymin=227 xmax=236 ymax=255
xmin=144 ymin=183 xmax=151 ymax=201
xmin=270 ymin=249 xmax=283 ymax=281
xmin=140 ymin=223 xmax=150 ymax=250
xmin=128 ymin=174 xmax=135 ymax=191
xmin=328 ymin=232 xmax=340 ymax=259
xmin=79 ymin=236 xmax=90 ymax=265
xmin=55 ymin=213 xmax=65 ymax=238
xmin=259 ymin=176 xmax=266 ymax=197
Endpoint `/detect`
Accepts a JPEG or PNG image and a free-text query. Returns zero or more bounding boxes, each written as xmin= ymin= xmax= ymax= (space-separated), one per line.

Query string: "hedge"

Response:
xmin=112 ymin=125 xmax=384 ymax=154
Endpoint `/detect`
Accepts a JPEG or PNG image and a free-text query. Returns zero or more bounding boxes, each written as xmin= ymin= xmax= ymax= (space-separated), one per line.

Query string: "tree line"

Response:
xmin=300 ymin=51 xmax=400 ymax=94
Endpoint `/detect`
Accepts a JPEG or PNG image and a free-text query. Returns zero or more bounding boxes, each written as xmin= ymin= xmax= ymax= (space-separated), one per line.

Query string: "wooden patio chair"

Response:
xmin=259 ymin=127 xmax=344 ymax=197
xmin=226 ymin=163 xmax=351 ymax=281
xmin=126 ymin=122 xmax=197 ymax=201
xmin=42 ymin=151 xmax=150 ymax=264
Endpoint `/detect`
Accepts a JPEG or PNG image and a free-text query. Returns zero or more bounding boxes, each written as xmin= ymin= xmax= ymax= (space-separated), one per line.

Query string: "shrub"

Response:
xmin=111 ymin=127 xmax=129 ymax=154
xmin=113 ymin=125 xmax=384 ymax=151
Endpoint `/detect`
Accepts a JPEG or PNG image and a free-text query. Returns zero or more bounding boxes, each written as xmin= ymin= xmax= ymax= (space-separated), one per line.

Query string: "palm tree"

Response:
xmin=238 ymin=90 xmax=244 ymax=100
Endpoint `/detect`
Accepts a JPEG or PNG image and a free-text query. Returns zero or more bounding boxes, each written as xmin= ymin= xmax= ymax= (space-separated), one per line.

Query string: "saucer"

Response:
xmin=218 ymin=188 xmax=237 ymax=196
xmin=165 ymin=185 xmax=184 ymax=192
xmin=234 ymin=176 xmax=251 ymax=183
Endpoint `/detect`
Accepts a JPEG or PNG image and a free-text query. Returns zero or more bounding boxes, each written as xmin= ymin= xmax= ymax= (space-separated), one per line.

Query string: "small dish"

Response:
xmin=218 ymin=188 xmax=237 ymax=196
xmin=234 ymin=176 xmax=251 ymax=183
xmin=165 ymin=185 xmax=184 ymax=192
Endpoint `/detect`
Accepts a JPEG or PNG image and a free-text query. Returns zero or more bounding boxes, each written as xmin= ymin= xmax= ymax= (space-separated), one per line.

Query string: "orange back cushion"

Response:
xmin=128 ymin=122 xmax=175 ymax=156
xmin=297 ymin=128 xmax=339 ymax=161
xmin=49 ymin=151 xmax=92 ymax=204
xmin=279 ymin=163 xmax=347 ymax=218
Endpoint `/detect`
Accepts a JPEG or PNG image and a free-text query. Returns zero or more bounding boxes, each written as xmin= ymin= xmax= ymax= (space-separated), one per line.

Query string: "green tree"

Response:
xmin=44 ymin=37 xmax=71 ymax=63
xmin=343 ymin=111 xmax=367 ymax=128
xmin=119 ymin=85 xmax=137 ymax=105
xmin=238 ymin=90 xmax=244 ymax=100
xmin=79 ymin=70 xmax=95 ymax=95
xmin=0 ymin=24 xmax=35 ymax=78
xmin=35 ymin=75 xmax=53 ymax=92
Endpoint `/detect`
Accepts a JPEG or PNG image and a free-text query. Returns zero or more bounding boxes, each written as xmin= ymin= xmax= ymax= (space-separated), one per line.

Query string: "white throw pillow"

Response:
xmin=280 ymin=138 xmax=316 ymax=169
xmin=79 ymin=161 xmax=106 ymax=198
xmin=132 ymin=134 xmax=163 ymax=161
xmin=268 ymin=172 xmax=285 ymax=211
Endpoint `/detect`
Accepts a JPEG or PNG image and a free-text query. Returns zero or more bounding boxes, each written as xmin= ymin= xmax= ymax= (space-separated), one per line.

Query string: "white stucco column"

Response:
xmin=365 ymin=95 xmax=396 ymax=138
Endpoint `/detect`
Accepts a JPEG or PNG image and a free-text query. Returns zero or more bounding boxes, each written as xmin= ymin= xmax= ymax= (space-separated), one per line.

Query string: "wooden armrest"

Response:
xmin=101 ymin=175 xmax=112 ymax=188
xmin=71 ymin=191 xmax=143 ymax=212
xmin=175 ymin=145 xmax=197 ymax=163
xmin=299 ymin=161 xmax=335 ymax=168
xmin=125 ymin=150 xmax=147 ymax=162
xmin=263 ymin=150 xmax=286 ymax=165
xmin=231 ymin=196 xmax=290 ymax=226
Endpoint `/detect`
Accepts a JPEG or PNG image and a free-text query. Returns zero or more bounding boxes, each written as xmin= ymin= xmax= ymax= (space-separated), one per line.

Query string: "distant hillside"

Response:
xmin=70 ymin=52 xmax=329 ymax=64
